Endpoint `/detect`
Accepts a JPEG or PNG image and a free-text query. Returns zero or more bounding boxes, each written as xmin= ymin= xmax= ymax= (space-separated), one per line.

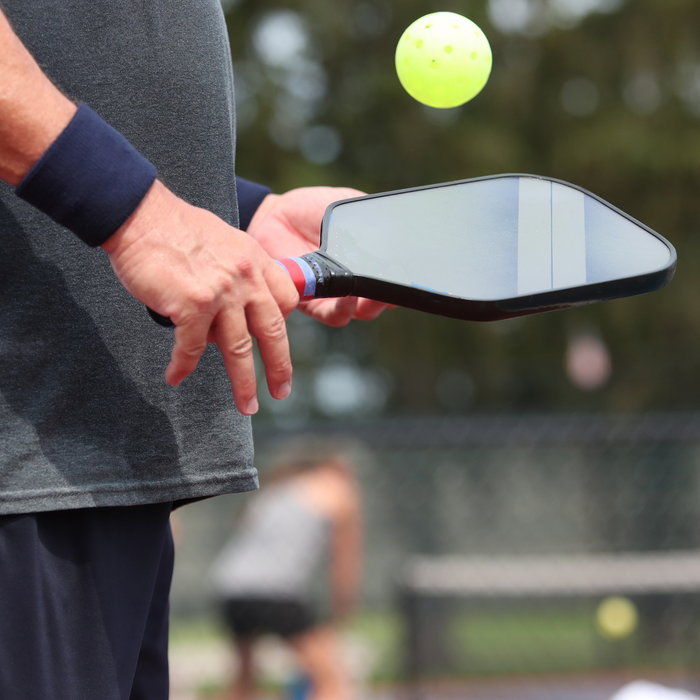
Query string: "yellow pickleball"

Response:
xmin=596 ymin=596 xmax=639 ymax=640
xmin=395 ymin=12 xmax=492 ymax=109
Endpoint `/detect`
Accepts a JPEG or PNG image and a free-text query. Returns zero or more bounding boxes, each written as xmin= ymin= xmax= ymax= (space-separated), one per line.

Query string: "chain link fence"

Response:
xmin=170 ymin=413 xmax=700 ymax=691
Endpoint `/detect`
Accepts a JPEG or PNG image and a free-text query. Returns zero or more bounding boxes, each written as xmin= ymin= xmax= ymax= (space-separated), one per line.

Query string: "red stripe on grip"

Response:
xmin=277 ymin=258 xmax=306 ymax=300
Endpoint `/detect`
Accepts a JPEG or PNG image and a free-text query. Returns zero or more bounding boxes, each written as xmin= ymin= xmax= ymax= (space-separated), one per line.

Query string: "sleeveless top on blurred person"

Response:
xmin=211 ymin=440 xmax=363 ymax=613
xmin=213 ymin=480 xmax=331 ymax=602
xmin=0 ymin=0 xmax=256 ymax=514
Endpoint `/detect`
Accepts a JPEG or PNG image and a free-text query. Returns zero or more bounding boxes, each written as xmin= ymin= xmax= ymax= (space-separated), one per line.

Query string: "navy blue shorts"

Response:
xmin=0 ymin=502 xmax=174 ymax=700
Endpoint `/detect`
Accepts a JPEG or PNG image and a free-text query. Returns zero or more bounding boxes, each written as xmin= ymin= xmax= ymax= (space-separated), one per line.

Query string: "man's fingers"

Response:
xmin=299 ymin=296 xmax=391 ymax=325
xmin=246 ymin=295 xmax=293 ymax=401
xmin=165 ymin=314 xmax=213 ymax=386
xmin=299 ymin=297 xmax=358 ymax=327
xmin=161 ymin=252 xmax=295 ymax=411
xmin=263 ymin=256 xmax=300 ymax=318
xmin=213 ymin=308 xmax=260 ymax=415
xmin=354 ymin=299 xmax=394 ymax=321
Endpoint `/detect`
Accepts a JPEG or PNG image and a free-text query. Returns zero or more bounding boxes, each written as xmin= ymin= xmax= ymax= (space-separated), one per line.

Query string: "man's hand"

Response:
xmin=1 ymin=7 xmax=384 ymax=409
xmin=102 ymin=181 xmax=299 ymax=415
xmin=247 ymin=186 xmax=392 ymax=327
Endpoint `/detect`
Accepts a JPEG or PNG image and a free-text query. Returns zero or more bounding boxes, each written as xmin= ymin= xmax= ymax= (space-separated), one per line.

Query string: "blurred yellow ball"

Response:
xmin=395 ymin=12 xmax=492 ymax=109
xmin=596 ymin=596 xmax=639 ymax=639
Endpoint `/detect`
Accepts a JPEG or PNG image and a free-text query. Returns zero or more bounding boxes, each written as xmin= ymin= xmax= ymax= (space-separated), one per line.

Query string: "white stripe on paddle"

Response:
xmin=517 ymin=178 xmax=587 ymax=296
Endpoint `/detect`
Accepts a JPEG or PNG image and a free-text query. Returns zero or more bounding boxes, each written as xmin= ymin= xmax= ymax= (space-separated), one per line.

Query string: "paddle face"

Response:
xmin=307 ymin=174 xmax=676 ymax=321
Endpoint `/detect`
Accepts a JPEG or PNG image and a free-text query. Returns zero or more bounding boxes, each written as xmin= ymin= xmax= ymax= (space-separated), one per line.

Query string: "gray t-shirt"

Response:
xmin=0 ymin=0 xmax=258 ymax=514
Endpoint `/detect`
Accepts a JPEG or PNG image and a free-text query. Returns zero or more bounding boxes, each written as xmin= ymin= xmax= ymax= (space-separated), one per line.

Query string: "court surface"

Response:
xmin=391 ymin=672 xmax=700 ymax=700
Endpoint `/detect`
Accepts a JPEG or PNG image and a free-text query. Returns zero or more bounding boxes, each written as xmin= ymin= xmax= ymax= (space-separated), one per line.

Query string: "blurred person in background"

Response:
xmin=211 ymin=439 xmax=363 ymax=700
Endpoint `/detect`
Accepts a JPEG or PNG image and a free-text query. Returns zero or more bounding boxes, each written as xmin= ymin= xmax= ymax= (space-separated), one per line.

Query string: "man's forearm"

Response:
xmin=0 ymin=9 xmax=76 ymax=185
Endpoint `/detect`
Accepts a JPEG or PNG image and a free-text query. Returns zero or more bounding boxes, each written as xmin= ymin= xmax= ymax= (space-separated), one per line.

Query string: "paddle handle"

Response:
xmin=146 ymin=252 xmax=353 ymax=326
xmin=276 ymin=252 xmax=353 ymax=300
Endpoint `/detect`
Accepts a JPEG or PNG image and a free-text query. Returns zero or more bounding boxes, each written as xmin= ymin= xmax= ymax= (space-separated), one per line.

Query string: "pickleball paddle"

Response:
xmin=148 ymin=174 xmax=676 ymax=326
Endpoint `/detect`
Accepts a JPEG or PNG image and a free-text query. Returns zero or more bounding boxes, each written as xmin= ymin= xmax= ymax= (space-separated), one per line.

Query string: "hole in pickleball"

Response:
xmin=444 ymin=45 xmax=453 ymax=53
xmin=471 ymin=51 xmax=477 ymax=60
xmin=430 ymin=59 xmax=439 ymax=69
xmin=404 ymin=57 xmax=410 ymax=66
xmin=425 ymin=23 xmax=432 ymax=28
xmin=415 ymin=39 xmax=423 ymax=48
xmin=452 ymin=23 xmax=459 ymax=29
xmin=404 ymin=33 xmax=410 ymax=41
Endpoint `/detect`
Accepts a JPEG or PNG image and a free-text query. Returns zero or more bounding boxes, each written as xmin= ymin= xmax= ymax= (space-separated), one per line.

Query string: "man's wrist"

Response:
xmin=100 ymin=179 xmax=166 ymax=255
xmin=247 ymin=192 xmax=281 ymax=236
xmin=0 ymin=100 xmax=77 ymax=187
xmin=15 ymin=103 xmax=157 ymax=247
xmin=236 ymin=176 xmax=272 ymax=231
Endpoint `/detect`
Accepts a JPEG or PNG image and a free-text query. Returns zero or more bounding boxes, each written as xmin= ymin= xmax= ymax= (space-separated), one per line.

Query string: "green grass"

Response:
xmin=448 ymin=606 xmax=602 ymax=675
xmin=169 ymin=616 xmax=228 ymax=644
xmin=346 ymin=610 xmax=404 ymax=682
xmin=438 ymin=602 xmax=700 ymax=678
xmin=169 ymin=603 xmax=700 ymax=688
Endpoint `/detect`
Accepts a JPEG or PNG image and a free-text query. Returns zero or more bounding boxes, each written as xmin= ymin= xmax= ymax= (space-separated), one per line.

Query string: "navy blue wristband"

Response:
xmin=16 ymin=104 xmax=157 ymax=247
xmin=235 ymin=176 xmax=272 ymax=231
